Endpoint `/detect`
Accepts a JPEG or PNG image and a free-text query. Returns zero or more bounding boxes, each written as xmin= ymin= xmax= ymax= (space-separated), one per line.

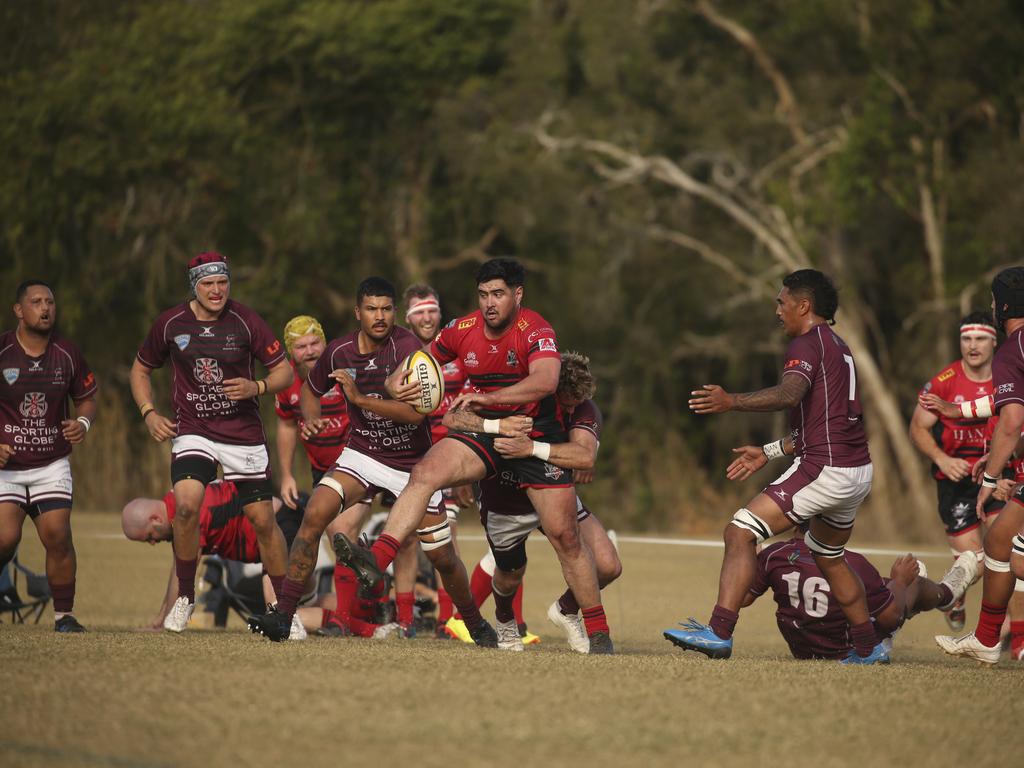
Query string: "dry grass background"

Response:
xmin=2 ymin=512 xmax=1022 ymax=768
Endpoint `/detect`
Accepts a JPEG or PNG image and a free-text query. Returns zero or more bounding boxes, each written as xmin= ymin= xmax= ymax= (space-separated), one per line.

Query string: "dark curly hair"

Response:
xmin=782 ymin=269 xmax=839 ymax=325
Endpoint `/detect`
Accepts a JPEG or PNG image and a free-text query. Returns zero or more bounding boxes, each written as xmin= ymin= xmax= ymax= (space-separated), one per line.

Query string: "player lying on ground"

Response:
xmin=121 ymin=480 xmax=312 ymax=639
xmin=675 ymin=532 xmax=977 ymax=660
xmin=0 ymin=280 xmax=98 ymax=633
xmin=667 ymin=269 xmax=886 ymax=663
xmin=335 ymin=259 xmax=614 ymax=653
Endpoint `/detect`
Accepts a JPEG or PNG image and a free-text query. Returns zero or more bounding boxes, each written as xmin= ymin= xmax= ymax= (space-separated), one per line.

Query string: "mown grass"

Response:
xmin=1 ymin=513 xmax=1021 ymax=768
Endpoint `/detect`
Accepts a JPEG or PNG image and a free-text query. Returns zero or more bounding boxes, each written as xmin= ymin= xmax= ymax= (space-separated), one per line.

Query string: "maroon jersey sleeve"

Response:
xmin=242 ymin=309 xmax=286 ymax=370
xmin=993 ymin=330 xmax=1024 ymax=412
xmin=137 ymin=311 xmax=174 ymax=369
xmin=62 ymin=341 xmax=98 ymax=402
xmin=569 ymin=400 xmax=603 ymax=441
xmin=782 ymin=333 xmax=822 ymax=385
xmin=306 ymin=340 xmax=342 ymax=397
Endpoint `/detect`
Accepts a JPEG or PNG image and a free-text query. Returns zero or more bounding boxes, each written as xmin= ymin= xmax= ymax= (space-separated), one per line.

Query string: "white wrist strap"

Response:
xmin=483 ymin=419 xmax=501 ymax=434
xmin=532 ymin=441 xmax=551 ymax=461
xmin=76 ymin=416 xmax=91 ymax=433
xmin=762 ymin=439 xmax=785 ymax=460
xmin=981 ymin=473 xmax=1000 ymax=489
xmin=960 ymin=396 xmax=993 ymax=419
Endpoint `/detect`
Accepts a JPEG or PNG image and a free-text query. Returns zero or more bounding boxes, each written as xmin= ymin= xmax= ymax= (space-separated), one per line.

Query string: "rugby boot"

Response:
xmin=54 ymin=615 xmax=86 ymax=633
xmin=938 ymin=552 xmax=981 ymax=611
xmin=289 ymin=613 xmax=307 ymax=641
xmin=372 ymin=622 xmax=417 ymax=640
xmin=663 ymin=618 xmax=733 ymax=659
xmin=934 ymin=631 xmax=1001 ymax=665
xmin=945 ymin=602 xmax=966 ymax=631
xmin=162 ymin=596 xmax=194 ymax=633
xmin=316 ymin=618 xmax=353 ymax=638
xmin=521 ymin=629 xmax=541 ymax=646
xmin=444 ymin=617 xmax=474 ymax=643
xmin=247 ymin=606 xmax=291 ymax=642
xmin=468 ymin=619 xmax=499 ymax=648
xmin=840 ymin=643 xmax=890 ymax=665
xmin=495 ymin=619 xmax=525 ymax=652
xmin=331 ymin=533 xmax=384 ymax=594
xmin=587 ymin=631 xmax=614 ymax=655
xmin=547 ymin=600 xmax=588 ymax=653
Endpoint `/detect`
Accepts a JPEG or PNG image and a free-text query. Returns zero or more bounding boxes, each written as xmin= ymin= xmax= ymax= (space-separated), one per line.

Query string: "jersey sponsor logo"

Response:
xmin=266 ymin=340 xmax=281 ymax=356
xmin=53 ymin=366 xmax=64 ymax=384
xmin=224 ymin=333 xmax=240 ymax=351
xmin=506 ymin=350 xmax=519 ymax=368
xmin=998 ymin=383 xmax=1015 ymax=394
xmin=174 ymin=334 xmax=191 ymax=351
xmin=785 ymin=359 xmax=812 ymax=372
xmin=464 ymin=351 xmax=479 ymax=367
xmin=83 ymin=372 xmax=95 ymax=388
xmin=2 ymin=368 xmax=18 ymax=385
xmin=517 ymin=318 xmax=529 ymax=331
xmin=194 ymin=358 xmax=224 ymax=385
xmin=537 ymin=338 xmax=556 ymax=353
xmin=364 ymin=358 xmax=377 ymax=371
xmin=458 ymin=318 xmax=476 ymax=330
xmin=19 ymin=392 xmax=47 ymax=418
xmin=199 ymin=326 xmax=216 ymax=338
xmin=937 ymin=368 xmax=955 ymax=382
xmin=528 ymin=330 xmax=540 ymax=342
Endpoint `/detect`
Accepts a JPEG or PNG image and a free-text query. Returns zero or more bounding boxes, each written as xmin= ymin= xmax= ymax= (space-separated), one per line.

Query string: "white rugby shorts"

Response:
xmin=484 ymin=495 xmax=590 ymax=553
xmin=329 ymin=447 xmax=443 ymax=513
xmin=764 ymin=458 xmax=873 ymax=530
xmin=171 ymin=434 xmax=270 ymax=481
xmin=0 ymin=456 xmax=73 ymax=513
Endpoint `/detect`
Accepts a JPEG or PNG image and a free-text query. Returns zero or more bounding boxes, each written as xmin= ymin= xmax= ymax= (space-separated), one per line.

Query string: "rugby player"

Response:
xmin=937 ymin=267 xmax=1024 ymax=663
xmin=129 ymin=253 xmax=293 ymax=632
xmin=246 ymin=277 xmax=494 ymax=644
xmin=666 ymin=269 xmax=884 ymax=663
xmin=121 ymin=481 xmax=310 ymax=639
xmin=909 ymin=312 xmax=997 ymax=629
xmin=333 ymin=259 xmax=614 ymax=653
xmin=0 ymin=280 xmax=98 ymax=632
xmin=740 ymin=534 xmax=977 ymax=660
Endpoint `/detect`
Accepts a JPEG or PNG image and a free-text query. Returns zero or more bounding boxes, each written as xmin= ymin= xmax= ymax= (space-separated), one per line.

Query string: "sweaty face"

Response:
xmin=356 ymin=295 xmax=395 ymax=341
xmin=960 ymin=332 xmax=996 ymax=370
xmin=775 ymin=287 xmax=806 ymax=338
xmin=408 ymin=304 xmax=441 ymax=344
xmin=195 ymin=276 xmax=230 ymax=314
xmin=478 ymin=279 xmax=523 ymax=331
xmin=290 ymin=333 xmax=326 ymax=377
xmin=14 ymin=285 xmax=56 ymax=334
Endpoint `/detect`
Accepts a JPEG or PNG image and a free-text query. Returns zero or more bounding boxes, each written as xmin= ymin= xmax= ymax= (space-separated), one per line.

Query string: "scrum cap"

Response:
xmin=991 ymin=267 xmax=1024 ymax=331
xmin=188 ymin=252 xmax=230 ymax=294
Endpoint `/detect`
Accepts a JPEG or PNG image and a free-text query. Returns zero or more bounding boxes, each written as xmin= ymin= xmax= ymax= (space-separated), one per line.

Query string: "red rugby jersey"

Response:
xmin=163 ymin=480 xmax=259 ymax=562
xmin=919 ymin=359 xmax=991 ymax=479
xmin=275 ymin=361 xmax=349 ymax=472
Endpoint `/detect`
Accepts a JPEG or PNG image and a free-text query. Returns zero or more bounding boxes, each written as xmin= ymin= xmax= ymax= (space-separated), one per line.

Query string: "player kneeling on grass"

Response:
xmin=121 ymin=480 xmax=314 ymax=639
xmin=734 ymin=529 xmax=977 ymax=661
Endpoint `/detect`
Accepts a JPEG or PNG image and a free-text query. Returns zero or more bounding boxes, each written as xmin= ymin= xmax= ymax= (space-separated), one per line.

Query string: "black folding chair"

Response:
xmin=0 ymin=556 xmax=51 ymax=624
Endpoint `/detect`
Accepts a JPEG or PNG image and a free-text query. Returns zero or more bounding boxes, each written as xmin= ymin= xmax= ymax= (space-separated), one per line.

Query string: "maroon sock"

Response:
xmin=370 ymin=534 xmax=401 ymax=573
xmin=436 ymin=589 xmax=454 ymax=623
xmin=50 ymin=580 xmax=75 ymax=614
xmin=936 ymin=583 xmax=954 ymax=608
xmin=456 ymin=597 xmax=485 ymax=631
xmin=275 ymin=577 xmax=307 ymax=618
xmin=175 ymin=556 xmax=198 ymax=602
xmin=581 ymin=605 xmax=609 ymax=636
xmin=976 ymin=599 xmax=1007 ymax=648
xmin=558 ymin=588 xmax=580 ymax=616
xmin=396 ymin=591 xmax=415 ymax=627
xmin=512 ymin=582 xmax=525 ymax=626
xmin=333 ymin=564 xmax=358 ymax=624
xmin=709 ymin=604 xmax=738 ymax=641
xmin=492 ymin=582 xmax=516 ymax=624
xmin=850 ymin=620 xmax=877 ymax=657
xmin=268 ymin=574 xmax=285 ymax=603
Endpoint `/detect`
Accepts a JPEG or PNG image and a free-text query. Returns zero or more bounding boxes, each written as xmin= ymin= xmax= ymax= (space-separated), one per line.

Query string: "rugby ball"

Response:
xmin=402 ymin=350 xmax=445 ymax=414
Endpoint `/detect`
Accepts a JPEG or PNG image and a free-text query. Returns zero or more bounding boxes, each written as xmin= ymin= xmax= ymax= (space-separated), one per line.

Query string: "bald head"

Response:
xmin=121 ymin=498 xmax=172 ymax=543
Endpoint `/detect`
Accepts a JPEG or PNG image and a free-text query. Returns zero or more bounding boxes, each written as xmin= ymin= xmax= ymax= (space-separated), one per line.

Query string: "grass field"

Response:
xmin=2 ymin=513 xmax=1022 ymax=768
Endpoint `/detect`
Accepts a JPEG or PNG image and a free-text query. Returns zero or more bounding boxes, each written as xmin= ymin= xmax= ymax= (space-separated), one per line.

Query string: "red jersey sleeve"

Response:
xmin=432 ymin=322 xmax=460 ymax=364
xmin=781 ymin=333 xmax=821 ymax=385
xmin=525 ymin=325 xmax=560 ymax=364
xmin=275 ymin=390 xmax=297 ymax=421
xmin=921 ymin=366 xmax=956 ymax=400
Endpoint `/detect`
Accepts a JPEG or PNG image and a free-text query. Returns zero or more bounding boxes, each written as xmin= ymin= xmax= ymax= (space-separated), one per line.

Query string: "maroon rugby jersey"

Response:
xmin=306 ymin=326 xmax=431 ymax=471
xmin=137 ymin=300 xmax=285 ymax=446
xmin=749 ymin=537 xmax=893 ymax=660
xmin=0 ymin=331 xmax=97 ymax=470
xmin=432 ymin=308 xmax=563 ymax=440
xmin=919 ymin=360 xmax=990 ymax=478
xmin=428 ymin=356 xmax=467 ymax=443
xmin=163 ymin=481 xmax=259 ymax=562
xmin=275 ymin=360 xmax=349 ymax=472
xmin=992 ymin=328 xmax=1024 ymax=414
xmin=782 ymin=325 xmax=870 ymax=467
xmin=480 ymin=399 xmax=603 ymax=516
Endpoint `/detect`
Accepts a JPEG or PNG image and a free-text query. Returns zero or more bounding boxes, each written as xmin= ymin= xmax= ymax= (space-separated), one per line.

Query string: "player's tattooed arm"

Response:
xmin=689 ymin=375 xmax=810 ymax=414
xmin=442 ymin=409 xmax=533 ymax=437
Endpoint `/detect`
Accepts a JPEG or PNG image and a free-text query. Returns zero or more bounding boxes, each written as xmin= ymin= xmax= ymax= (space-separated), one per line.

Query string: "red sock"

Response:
xmin=709 ymin=604 xmax=738 ymax=641
xmin=174 ymin=556 xmax=198 ymax=602
xmin=349 ymin=617 xmax=379 ymax=638
xmin=321 ymin=608 xmax=336 ymax=628
xmin=333 ymin=563 xmax=358 ymax=624
xmin=50 ymin=580 xmax=75 ymax=614
xmin=396 ymin=591 xmax=415 ymax=627
xmin=370 ymin=534 xmax=401 ymax=572
xmin=558 ymin=588 xmax=579 ymax=616
xmin=437 ymin=589 xmax=453 ymax=623
xmin=581 ymin=605 xmax=609 ymax=636
xmin=512 ymin=582 xmax=525 ymax=626
xmin=976 ymin=599 xmax=1007 ymax=648
xmin=1010 ymin=621 xmax=1024 ymax=647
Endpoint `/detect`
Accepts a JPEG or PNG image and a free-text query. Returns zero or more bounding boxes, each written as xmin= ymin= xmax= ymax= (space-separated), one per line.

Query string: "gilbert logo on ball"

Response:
xmin=403 ymin=351 xmax=445 ymax=414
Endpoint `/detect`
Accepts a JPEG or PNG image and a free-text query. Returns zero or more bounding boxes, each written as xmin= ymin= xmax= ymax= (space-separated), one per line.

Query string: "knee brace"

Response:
xmin=984 ymin=554 xmax=1011 ymax=573
xmin=1013 ymin=534 xmax=1024 ymax=558
xmin=235 ymin=479 xmax=274 ymax=507
xmin=417 ymin=518 xmax=452 ymax=551
xmin=805 ymin=530 xmax=845 ymax=558
xmin=730 ymin=508 xmax=773 ymax=544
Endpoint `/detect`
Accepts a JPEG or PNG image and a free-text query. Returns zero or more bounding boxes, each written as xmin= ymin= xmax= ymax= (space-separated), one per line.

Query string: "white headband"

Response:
xmin=960 ymin=323 xmax=997 ymax=339
xmin=406 ymin=297 xmax=440 ymax=321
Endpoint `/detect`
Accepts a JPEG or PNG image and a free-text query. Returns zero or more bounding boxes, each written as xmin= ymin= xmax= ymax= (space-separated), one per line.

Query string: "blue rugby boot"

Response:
xmin=839 ymin=642 xmax=890 ymax=665
xmin=663 ymin=618 xmax=733 ymax=659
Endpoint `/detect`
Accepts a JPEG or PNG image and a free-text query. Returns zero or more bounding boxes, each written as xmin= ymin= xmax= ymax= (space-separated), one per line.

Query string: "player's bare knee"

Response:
xmin=493 ymin=564 xmax=525 ymax=593
xmin=597 ymin=553 xmax=622 ymax=586
xmin=424 ymin=541 xmax=458 ymax=574
xmin=547 ymin=526 xmax=582 ymax=558
xmin=39 ymin=527 xmax=73 ymax=556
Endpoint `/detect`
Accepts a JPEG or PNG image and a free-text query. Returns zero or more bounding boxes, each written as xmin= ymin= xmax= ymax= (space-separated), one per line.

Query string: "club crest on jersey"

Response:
xmin=464 ymin=351 xmax=479 ymax=367
xmin=543 ymin=463 xmax=564 ymax=480
xmin=2 ymin=368 xmax=18 ymax=385
xmin=198 ymin=326 xmax=215 ymax=338
xmin=506 ymin=350 xmax=519 ymax=368
xmin=787 ymin=551 xmax=799 ymax=564
xmin=174 ymin=334 xmax=191 ymax=351
xmin=19 ymin=392 xmax=47 ymax=418
xmin=194 ymin=357 xmax=223 ymax=385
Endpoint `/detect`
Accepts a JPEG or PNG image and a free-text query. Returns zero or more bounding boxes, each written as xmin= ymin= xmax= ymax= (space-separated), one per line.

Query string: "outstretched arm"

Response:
xmin=689 ymin=374 xmax=810 ymax=415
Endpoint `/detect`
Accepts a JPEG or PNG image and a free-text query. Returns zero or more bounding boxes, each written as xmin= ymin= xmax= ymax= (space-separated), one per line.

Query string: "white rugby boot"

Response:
xmin=934 ymin=632 xmax=1000 ymax=665
xmin=495 ymin=619 xmax=524 ymax=652
xmin=547 ymin=600 xmax=589 ymax=653
xmin=937 ymin=551 xmax=981 ymax=610
xmin=289 ymin=612 xmax=307 ymax=641
xmin=163 ymin=596 xmax=194 ymax=633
